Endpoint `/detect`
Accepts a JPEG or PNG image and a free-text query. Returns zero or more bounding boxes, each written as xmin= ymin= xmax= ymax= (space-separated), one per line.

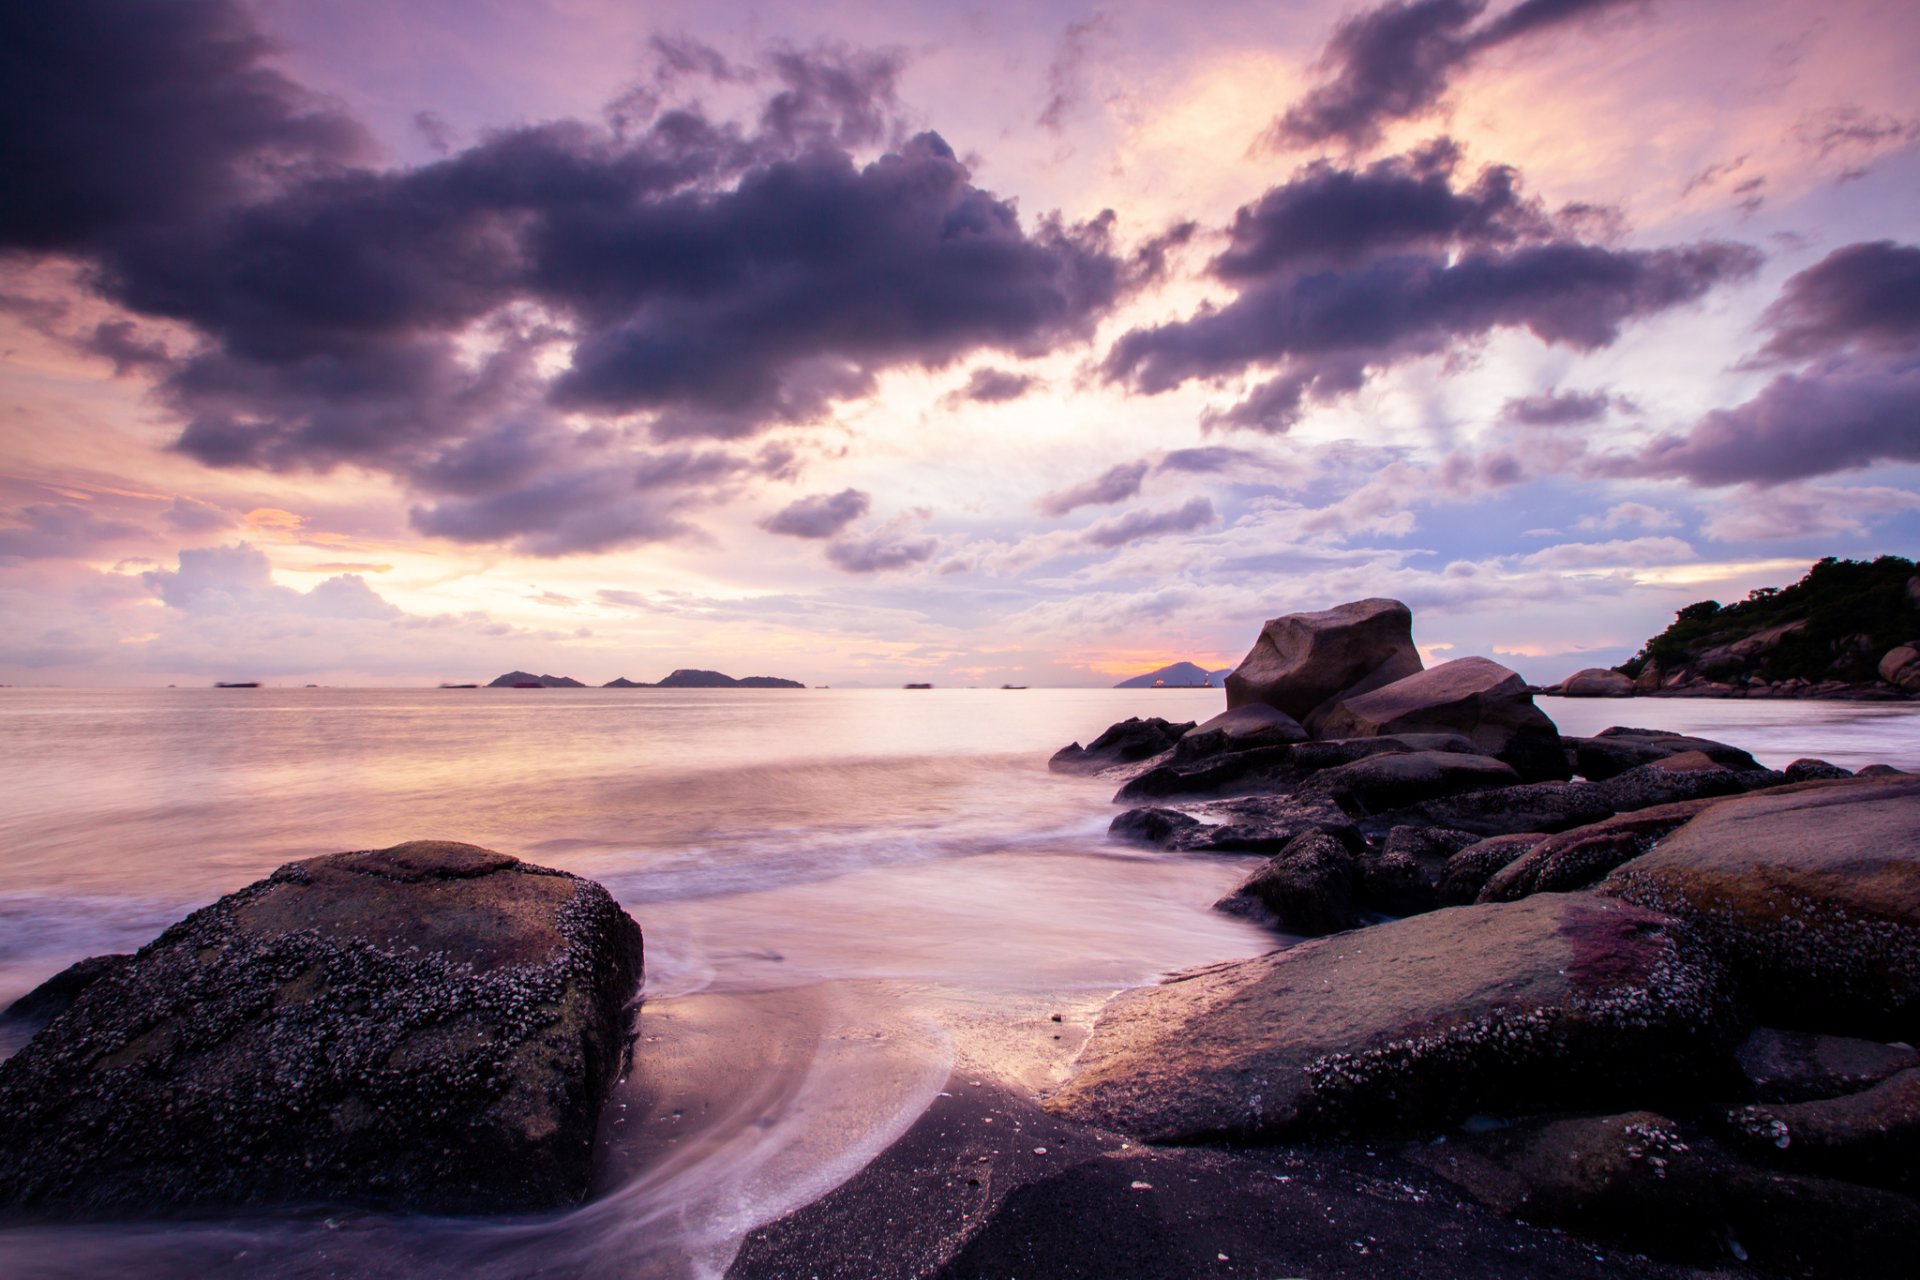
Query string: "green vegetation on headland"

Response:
xmin=1616 ymin=555 xmax=1920 ymax=693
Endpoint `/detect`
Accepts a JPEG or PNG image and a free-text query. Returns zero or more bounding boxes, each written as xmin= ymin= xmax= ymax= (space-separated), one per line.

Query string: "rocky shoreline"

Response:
xmin=3 ymin=600 xmax=1916 ymax=1276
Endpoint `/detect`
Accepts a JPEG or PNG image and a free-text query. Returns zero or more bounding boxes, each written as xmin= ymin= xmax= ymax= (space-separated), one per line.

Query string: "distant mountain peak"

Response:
xmin=1114 ymin=661 xmax=1230 ymax=689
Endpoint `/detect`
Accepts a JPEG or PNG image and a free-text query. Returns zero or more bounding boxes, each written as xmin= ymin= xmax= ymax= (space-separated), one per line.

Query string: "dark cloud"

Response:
xmin=1623 ymin=358 xmax=1920 ymax=486
xmin=948 ymin=367 xmax=1042 ymax=404
xmin=1269 ymin=0 xmax=1639 ymax=151
xmin=1103 ymin=143 xmax=1756 ymax=425
xmin=1791 ymin=105 xmax=1920 ymax=161
xmin=84 ymin=321 xmax=171 ymax=376
xmin=2 ymin=3 xmax=1135 ymax=557
xmin=1081 ymin=496 xmax=1217 ymax=548
xmin=0 ymin=503 xmax=146 ymax=559
xmin=1753 ymin=241 xmax=1920 ymax=364
xmin=761 ymin=488 xmax=872 ymax=538
xmin=1614 ymin=241 xmax=1920 ymax=486
xmin=1037 ymin=461 xmax=1149 ymax=517
xmin=825 ymin=526 xmax=939 ymax=572
xmin=1214 ymin=141 xmax=1550 ymax=279
xmin=1501 ymin=387 xmax=1614 ymax=425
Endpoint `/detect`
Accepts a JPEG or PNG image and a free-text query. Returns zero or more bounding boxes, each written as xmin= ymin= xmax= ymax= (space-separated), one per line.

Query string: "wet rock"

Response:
xmin=1784 ymin=757 xmax=1853 ymax=783
xmin=1108 ymin=807 xmax=1203 ymax=847
xmin=1049 ymin=717 xmax=1195 ymax=775
xmin=1722 ymin=1067 xmax=1920 ymax=1191
xmin=731 ymin=1082 xmax=1703 ymax=1280
xmin=1163 ymin=795 xmax=1363 ymax=855
xmin=1357 ymin=847 xmax=1438 ymax=917
xmin=1566 ymin=728 xmax=1760 ymax=781
xmin=1213 ymin=830 xmax=1361 ymax=935
xmin=1113 ymin=743 xmax=1296 ymax=801
xmin=1314 ymin=657 xmax=1571 ymax=783
xmin=1048 ymin=894 xmax=1730 ymax=1144
xmin=1223 ymin=597 xmax=1423 ymax=724
xmin=1477 ymin=800 xmax=1721 ymax=903
xmin=0 ymin=840 xmax=644 ymax=1217
xmin=1298 ymin=750 xmax=1520 ymax=815
xmin=1383 ymin=825 xmax=1481 ymax=873
xmin=1590 ymin=755 xmax=1777 ymax=812
xmin=1602 ymin=774 xmax=1920 ymax=1036
xmin=1437 ymin=834 xmax=1547 ymax=905
xmin=1405 ymin=1111 xmax=1721 ymax=1262
xmin=1 ymin=954 xmax=131 ymax=1028
xmin=1549 ymin=668 xmax=1635 ymax=698
xmin=1735 ymin=1026 xmax=1920 ymax=1103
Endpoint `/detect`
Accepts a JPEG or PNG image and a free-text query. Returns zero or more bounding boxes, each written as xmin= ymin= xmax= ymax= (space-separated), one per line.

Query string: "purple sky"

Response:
xmin=2 ymin=0 xmax=1916 ymax=686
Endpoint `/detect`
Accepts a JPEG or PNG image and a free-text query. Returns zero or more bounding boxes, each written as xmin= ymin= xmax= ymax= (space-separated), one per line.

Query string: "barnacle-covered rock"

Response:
xmin=0 ymin=840 xmax=644 ymax=1217
xmin=1046 ymin=894 xmax=1729 ymax=1143
xmin=1602 ymin=774 xmax=1920 ymax=1036
xmin=1477 ymin=798 xmax=1722 ymax=903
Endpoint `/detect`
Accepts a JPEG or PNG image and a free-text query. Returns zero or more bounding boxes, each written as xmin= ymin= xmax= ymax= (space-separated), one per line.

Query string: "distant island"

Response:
xmin=1113 ymin=661 xmax=1234 ymax=689
xmin=1545 ymin=555 xmax=1920 ymax=699
xmin=486 ymin=668 xmax=804 ymax=689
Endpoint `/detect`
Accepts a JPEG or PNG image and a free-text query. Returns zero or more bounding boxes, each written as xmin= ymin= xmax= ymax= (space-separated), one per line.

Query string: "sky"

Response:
xmin=1 ymin=0 xmax=1917 ymax=688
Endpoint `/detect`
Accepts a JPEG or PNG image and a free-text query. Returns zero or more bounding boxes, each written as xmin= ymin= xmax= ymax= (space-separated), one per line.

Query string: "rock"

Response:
xmin=1357 ymin=848 xmax=1437 ymax=917
xmin=1723 ymin=1067 xmax=1920 ymax=1191
xmin=1383 ymin=780 xmax=1617 ymax=838
xmin=1438 ymin=834 xmax=1547 ymax=905
xmin=1223 ymin=598 xmax=1423 ymax=724
xmin=1405 ymin=1111 xmax=1721 ymax=1262
xmin=1108 ymin=806 xmax=1202 ymax=847
xmin=1048 ymin=894 xmax=1729 ymax=1144
xmin=1566 ymin=727 xmax=1760 ymax=780
xmin=1112 ymin=743 xmax=1296 ymax=800
xmin=1712 ymin=1165 xmax=1920 ymax=1280
xmin=1551 ymin=668 xmax=1636 ymax=697
xmin=1049 ymin=716 xmax=1196 ymax=774
xmin=1784 ymin=757 xmax=1853 ymax=783
xmin=1735 ymin=1027 xmax=1920 ymax=1103
xmin=1478 ymin=800 xmax=1721 ymax=903
xmin=1298 ymin=750 xmax=1521 ymax=815
xmin=1879 ymin=645 xmax=1920 ymax=692
xmin=1184 ymin=703 xmax=1308 ymax=745
xmin=1164 ymin=794 xmax=1362 ymax=854
xmin=1858 ymin=763 xmax=1910 ymax=777
xmin=730 ymin=1081 xmax=1696 ymax=1280
xmin=1 ymin=954 xmax=131 ymax=1027
xmin=1590 ymin=755 xmax=1777 ymax=812
xmin=1602 ymin=774 xmax=1920 ymax=1036
xmin=0 ymin=841 xmax=644 ymax=1217
xmin=1382 ymin=825 xmax=1481 ymax=881
xmin=1213 ymin=831 xmax=1361 ymax=935
xmin=1314 ymin=657 xmax=1570 ymax=782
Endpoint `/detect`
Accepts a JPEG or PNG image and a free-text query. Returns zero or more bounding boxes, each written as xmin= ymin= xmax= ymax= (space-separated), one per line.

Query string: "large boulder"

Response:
xmin=1047 ymin=894 xmax=1729 ymax=1144
xmin=1297 ymin=750 xmax=1521 ymax=815
xmin=0 ymin=841 xmax=644 ymax=1217
xmin=1477 ymin=799 xmax=1724 ymax=903
xmin=1565 ymin=727 xmax=1760 ymax=780
xmin=1551 ymin=668 xmax=1635 ymax=698
xmin=1223 ymin=598 xmax=1423 ymax=724
xmin=1735 ymin=1027 xmax=1920 ymax=1104
xmin=1437 ymin=834 xmax=1547 ymax=905
xmin=1184 ymin=703 xmax=1307 ymax=745
xmin=1314 ymin=657 xmax=1570 ymax=782
xmin=1602 ymin=775 xmax=1920 ymax=1037
xmin=1879 ymin=645 xmax=1920 ymax=693
xmin=1213 ymin=830 xmax=1362 ymax=935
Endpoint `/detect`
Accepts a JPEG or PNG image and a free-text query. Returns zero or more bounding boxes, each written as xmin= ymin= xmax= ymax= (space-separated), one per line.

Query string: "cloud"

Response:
xmin=1037 ymin=461 xmax=1149 ymax=517
xmin=1519 ymin=536 xmax=1696 ymax=570
xmin=1268 ymin=0 xmax=1640 ymax=151
xmin=947 ymin=367 xmax=1042 ymax=405
xmin=0 ymin=503 xmax=146 ymax=559
xmin=1575 ymin=501 xmax=1680 ymax=532
xmin=1752 ymin=241 xmax=1920 ymax=364
xmin=1699 ymin=483 xmax=1920 ymax=542
xmin=1081 ymin=496 xmax=1217 ymax=548
xmin=1038 ymin=13 xmax=1114 ymax=131
xmin=1618 ymin=242 xmax=1920 ymax=487
xmin=1104 ymin=144 xmax=1758 ymax=419
xmin=143 ymin=542 xmax=399 ymax=619
xmin=825 ymin=517 xmax=939 ymax=572
xmin=160 ymin=496 xmax=235 ymax=534
xmin=761 ymin=488 xmax=871 ymax=538
xmin=1157 ymin=446 xmax=1268 ymax=474
xmin=3 ymin=2 xmax=1136 ymax=557
xmin=1501 ymin=387 xmax=1615 ymax=426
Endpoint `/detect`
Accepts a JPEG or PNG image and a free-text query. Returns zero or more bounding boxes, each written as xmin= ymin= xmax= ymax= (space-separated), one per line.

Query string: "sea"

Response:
xmin=2 ymin=686 xmax=1917 ymax=1278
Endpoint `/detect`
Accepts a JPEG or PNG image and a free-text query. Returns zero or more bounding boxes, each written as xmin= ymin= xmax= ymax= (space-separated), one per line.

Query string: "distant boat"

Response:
xmin=213 ymin=681 xmax=259 ymax=688
xmin=1001 ymin=684 xmax=1028 ymax=690
xmin=438 ymin=682 xmax=479 ymax=689
xmin=903 ymin=682 xmax=933 ymax=690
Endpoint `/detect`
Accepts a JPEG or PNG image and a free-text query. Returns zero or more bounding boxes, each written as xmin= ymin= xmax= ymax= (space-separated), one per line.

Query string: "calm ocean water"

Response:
xmin=2 ymin=686 xmax=1917 ymax=1277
